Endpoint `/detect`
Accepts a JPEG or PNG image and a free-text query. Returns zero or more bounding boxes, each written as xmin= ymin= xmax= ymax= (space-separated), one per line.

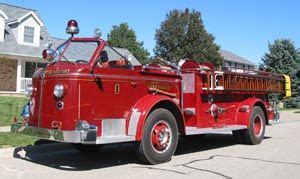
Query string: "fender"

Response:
xmin=236 ymin=97 xmax=267 ymax=127
xmin=127 ymin=94 xmax=183 ymax=141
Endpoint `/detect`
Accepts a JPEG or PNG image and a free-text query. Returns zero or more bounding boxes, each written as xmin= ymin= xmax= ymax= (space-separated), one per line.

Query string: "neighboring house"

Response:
xmin=220 ymin=50 xmax=256 ymax=70
xmin=0 ymin=3 xmax=50 ymax=93
xmin=0 ymin=3 xmax=140 ymax=94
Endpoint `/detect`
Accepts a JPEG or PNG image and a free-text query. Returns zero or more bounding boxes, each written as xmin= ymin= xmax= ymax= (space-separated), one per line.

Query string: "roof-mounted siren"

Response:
xmin=66 ymin=19 xmax=79 ymax=36
xmin=94 ymin=28 xmax=102 ymax=38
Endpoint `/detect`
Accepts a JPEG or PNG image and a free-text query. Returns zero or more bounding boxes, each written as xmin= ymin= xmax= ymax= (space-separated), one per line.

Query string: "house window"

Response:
xmin=24 ymin=26 xmax=34 ymax=43
xmin=243 ymin=64 xmax=245 ymax=69
xmin=25 ymin=62 xmax=45 ymax=78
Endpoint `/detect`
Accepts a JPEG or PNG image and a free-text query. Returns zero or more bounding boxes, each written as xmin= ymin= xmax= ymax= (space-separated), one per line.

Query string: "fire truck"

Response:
xmin=11 ymin=20 xmax=291 ymax=164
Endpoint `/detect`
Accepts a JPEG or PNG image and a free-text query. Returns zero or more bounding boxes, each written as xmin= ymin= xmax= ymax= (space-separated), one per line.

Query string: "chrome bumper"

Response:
xmin=11 ymin=123 xmax=97 ymax=144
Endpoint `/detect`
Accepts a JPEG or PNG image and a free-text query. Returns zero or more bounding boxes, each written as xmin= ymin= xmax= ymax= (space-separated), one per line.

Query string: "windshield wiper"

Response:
xmin=57 ymin=51 xmax=75 ymax=65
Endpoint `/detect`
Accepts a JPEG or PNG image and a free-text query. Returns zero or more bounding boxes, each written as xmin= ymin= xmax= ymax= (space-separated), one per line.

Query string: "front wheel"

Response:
xmin=136 ymin=108 xmax=178 ymax=164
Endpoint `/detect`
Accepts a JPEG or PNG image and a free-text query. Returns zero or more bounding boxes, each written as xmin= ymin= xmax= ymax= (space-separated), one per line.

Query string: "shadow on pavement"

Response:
xmin=12 ymin=134 xmax=271 ymax=171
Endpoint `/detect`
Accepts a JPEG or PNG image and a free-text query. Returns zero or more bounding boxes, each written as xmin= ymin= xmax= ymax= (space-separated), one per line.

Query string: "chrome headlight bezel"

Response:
xmin=25 ymin=85 xmax=34 ymax=97
xmin=53 ymin=84 xmax=64 ymax=98
xmin=75 ymin=120 xmax=90 ymax=131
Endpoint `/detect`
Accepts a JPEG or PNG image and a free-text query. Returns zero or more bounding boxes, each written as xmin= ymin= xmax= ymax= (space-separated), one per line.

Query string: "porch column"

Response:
xmin=16 ymin=60 xmax=22 ymax=92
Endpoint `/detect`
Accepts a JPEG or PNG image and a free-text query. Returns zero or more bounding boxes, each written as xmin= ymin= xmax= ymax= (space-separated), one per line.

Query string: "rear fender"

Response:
xmin=127 ymin=94 xmax=182 ymax=141
xmin=236 ymin=97 xmax=267 ymax=127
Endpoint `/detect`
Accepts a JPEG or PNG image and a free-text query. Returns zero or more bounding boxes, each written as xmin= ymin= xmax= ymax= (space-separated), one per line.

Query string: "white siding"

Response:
xmin=0 ymin=17 xmax=4 ymax=42
xmin=18 ymin=14 xmax=41 ymax=46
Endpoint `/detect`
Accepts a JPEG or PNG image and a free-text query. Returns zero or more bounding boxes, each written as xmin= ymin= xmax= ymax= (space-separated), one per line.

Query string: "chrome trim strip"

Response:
xmin=78 ymin=84 xmax=81 ymax=119
xmin=37 ymin=75 xmax=45 ymax=128
xmin=96 ymin=136 xmax=135 ymax=144
xmin=128 ymin=109 xmax=141 ymax=136
xmin=185 ymin=125 xmax=247 ymax=135
xmin=45 ymin=73 xmax=177 ymax=83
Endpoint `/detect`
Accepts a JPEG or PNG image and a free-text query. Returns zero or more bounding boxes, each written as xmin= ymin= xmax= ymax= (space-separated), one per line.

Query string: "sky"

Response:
xmin=1 ymin=0 xmax=300 ymax=64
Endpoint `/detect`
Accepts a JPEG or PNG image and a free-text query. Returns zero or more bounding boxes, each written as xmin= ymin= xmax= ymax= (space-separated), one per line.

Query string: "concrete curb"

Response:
xmin=0 ymin=147 xmax=15 ymax=158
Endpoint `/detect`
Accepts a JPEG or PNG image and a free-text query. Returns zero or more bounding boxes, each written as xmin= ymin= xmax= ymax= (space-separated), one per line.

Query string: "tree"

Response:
xmin=296 ymin=49 xmax=300 ymax=80
xmin=107 ymin=23 xmax=150 ymax=64
xmin=261 ymin=39 xmax=298 ymax=97
xmin=154 ymin=8 xmax=223 ymax=66
xmin=296 ymin=49 xmax=300 ymax=96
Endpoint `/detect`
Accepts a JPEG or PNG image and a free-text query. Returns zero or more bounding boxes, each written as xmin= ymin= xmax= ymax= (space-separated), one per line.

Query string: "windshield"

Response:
xmin=54 ymin=41 xmax=98 ymax=63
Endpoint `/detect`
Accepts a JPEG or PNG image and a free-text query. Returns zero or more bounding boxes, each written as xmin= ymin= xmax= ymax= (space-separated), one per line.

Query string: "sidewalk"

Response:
xmin=0 ymin=126 xmax=10 ymax=132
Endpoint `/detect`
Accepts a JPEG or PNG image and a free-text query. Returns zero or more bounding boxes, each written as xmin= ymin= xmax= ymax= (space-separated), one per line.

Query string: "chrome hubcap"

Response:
xmin=150 ymin=120 xmax=172 ymax=153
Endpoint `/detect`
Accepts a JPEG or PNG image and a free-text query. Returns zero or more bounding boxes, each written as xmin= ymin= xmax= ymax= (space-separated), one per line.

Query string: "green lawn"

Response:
xmin=0 ymin=96 xmax=37 ymax=148
xmin=0 ymin=132 xmax=37 ymax=148
xmin=0 ymin=96 xmax=28 ymax=126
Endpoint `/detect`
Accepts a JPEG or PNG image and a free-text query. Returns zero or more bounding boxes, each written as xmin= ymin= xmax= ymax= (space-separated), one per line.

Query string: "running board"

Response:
xmin=185 ymin=125 xmax=247 ymax=135
xmin=96 ymin=136 xmax=135 ymax=144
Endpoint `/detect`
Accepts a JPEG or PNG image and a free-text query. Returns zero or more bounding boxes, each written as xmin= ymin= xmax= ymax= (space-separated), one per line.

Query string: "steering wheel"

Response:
xmin=75 ymin=60 xmax=89 ymax=64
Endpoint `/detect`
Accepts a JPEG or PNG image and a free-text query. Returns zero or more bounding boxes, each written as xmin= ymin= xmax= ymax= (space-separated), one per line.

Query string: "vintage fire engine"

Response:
xmin=11 ymin=20 xmax=291 ymax=164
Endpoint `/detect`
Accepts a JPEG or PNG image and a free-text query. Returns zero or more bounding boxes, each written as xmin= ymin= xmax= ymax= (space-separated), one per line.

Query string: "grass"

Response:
xmin=0 ymin=132 xmax=37 ymax=148
xmin=0 ymin=96 xmax=37 ymax=148
xmin=279 ymin=108 xmax=300 ymax=111
xmin=0 ymin=96 xmax=28 ymax=126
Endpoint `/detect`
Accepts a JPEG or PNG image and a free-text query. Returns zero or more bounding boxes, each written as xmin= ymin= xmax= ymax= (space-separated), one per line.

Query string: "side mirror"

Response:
xmin=90 ymin=50 xmax=109 ymax=75
xmin=99 ymin=50 xmax=109 ymax=63
xmin=42 ymin=48 xmax=56 ymax=62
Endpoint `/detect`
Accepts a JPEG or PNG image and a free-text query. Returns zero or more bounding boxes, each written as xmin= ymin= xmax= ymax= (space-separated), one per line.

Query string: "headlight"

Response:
xmin=53 ymin=84 xmax=64 ymax=98
xmin=25 ymin=85 xmax=34 ymax=97
xmin=76 ymin=120 xmax=90 ymax=131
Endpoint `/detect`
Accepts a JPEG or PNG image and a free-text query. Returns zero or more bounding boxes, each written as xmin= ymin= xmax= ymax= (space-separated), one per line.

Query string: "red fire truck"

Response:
xmin=11 ymin=20 xmax=291 ymax=164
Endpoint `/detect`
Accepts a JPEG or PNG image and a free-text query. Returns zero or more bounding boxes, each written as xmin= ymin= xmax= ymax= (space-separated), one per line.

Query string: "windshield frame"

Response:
xmin=54 ymin=38 xmax=101 ymax=65
xmin=53 ymin=37 xmax=132 ymax=69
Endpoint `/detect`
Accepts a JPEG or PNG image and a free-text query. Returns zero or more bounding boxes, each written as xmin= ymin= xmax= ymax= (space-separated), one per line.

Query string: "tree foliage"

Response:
xmin=154 ymin=8 xmax=223 ymax=66
xmin=261 ymin=39 xmax=298 ymax=97
xmin=107 ymin=23 xmax=150 ymax=64
xmin=296 ymin=49 xmax=300 ymax=80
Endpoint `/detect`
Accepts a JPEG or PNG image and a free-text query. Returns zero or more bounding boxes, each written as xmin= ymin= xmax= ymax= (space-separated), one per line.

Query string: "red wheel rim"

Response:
xmin=150 ymin=121 xmax=172 ymax=153
xmin=253 ymin=115 xmax=263 ymax=137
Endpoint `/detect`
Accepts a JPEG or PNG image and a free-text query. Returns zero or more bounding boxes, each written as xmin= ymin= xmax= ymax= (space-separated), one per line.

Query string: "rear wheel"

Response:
xmin=233 ymin=106 xmax=266 ymax=145
xmin=136 ymin=108 xmax=178 ymax=164
xmin=72 ymin=143 xmax=102 ymax=152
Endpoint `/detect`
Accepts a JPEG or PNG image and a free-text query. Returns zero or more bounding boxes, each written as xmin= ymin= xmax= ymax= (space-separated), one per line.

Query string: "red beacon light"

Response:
xmin=66 ymin=19 xmax=79 ymax=36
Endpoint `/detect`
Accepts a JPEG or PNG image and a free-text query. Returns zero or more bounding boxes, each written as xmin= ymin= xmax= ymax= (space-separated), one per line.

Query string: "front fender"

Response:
xmin=126 ymin=94 xmax=180 ymax=141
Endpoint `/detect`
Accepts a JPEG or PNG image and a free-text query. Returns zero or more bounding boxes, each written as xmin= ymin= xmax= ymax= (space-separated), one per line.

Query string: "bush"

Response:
xmin=283 ymin=98 xmax=300 ymax=108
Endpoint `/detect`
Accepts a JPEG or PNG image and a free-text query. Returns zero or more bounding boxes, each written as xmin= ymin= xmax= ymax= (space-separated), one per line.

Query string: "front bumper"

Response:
xmin=11 ymin=123 xmax=97 ymax=144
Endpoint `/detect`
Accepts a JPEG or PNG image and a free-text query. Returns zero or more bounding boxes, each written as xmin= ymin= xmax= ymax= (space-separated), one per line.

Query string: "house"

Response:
xmin=0 ymin=3 xmax=140 ymax=94
xmin=220 ymin=50 xmax=256 ymax=70
xmin=0 ymin=3 xmax=51 ymax=93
